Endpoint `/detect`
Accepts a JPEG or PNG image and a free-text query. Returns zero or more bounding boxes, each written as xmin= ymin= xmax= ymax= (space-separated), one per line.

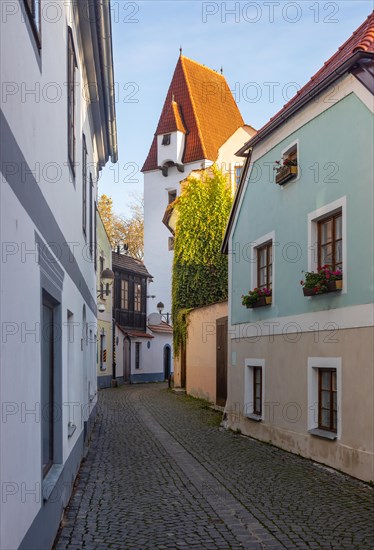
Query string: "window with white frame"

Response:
xmin=307 ymin=357 xmax=341 ymax=440
xmin=250 ymin=232 xmax=275 ymax=297
xmin=244 ymin=359 xmax=265 ymax=420
xmin=318 ymin=369 xmax=337 ymax=432
xmin=275 ymin=142 xmax=298 ymax=185
xmin=317 ymin=211 xmax=342 ymax=271
xmin=257 ymin=241 xmax=272 ymax=290
xmin=308 ymin=197 xmax=346 ymax=290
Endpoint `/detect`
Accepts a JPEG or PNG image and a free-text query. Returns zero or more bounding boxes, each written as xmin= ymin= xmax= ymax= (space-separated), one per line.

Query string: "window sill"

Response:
xmin=308 ymin=428 xmax=337 ymax=441
xmin=246 ymin=413 xmax=262 ymax=422
xmin=42 ymin=464 xmax=64 ymax=501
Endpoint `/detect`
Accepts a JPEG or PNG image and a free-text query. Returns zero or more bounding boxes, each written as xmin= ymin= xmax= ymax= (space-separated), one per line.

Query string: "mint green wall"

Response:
xmin=231 ymin=92 xmax=374 ymax=324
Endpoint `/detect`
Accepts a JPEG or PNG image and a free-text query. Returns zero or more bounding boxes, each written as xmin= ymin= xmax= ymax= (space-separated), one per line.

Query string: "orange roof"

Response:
xmin=142 ymin=56 xmax=244 ymax=172
xmin=148 ymin=321 xmax=173 ymax=335
xmin=237 ymin=11 xmax=374 ymax=156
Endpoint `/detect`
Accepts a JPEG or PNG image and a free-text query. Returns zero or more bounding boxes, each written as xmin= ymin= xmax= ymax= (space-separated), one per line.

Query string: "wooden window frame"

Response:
xmin=24 ymin=0 xmax=41 ymax=49
xmin=121 ymin=280 xmax=129 ymax=310
xmin=253 ymin=367 xmax=262 ymax=416
xmin=318 ymin=368 xmax=337 ymax=433
xmin=134 ymin=282 xmax=142 ymax=312
xmin=317 ymin=211 xmax=342 ymax=271
xmin=67 ymin=27 xmax=77 ymax=174
xmin=257 ymin=241 xmax=272 ymax=290
xmin=82 ymin=135 xmax=87 ymax=236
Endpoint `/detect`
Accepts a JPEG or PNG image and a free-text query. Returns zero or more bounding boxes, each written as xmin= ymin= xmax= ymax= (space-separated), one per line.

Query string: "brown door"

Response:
xmin=181 ymin=343 xmax=186 ymax=388
xmin=216 ymin=317 xmax=228 ymax=406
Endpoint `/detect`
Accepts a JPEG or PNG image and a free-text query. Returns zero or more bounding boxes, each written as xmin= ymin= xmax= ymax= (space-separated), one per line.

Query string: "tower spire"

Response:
xmin=179 ymin=45 xmax=182 ymax=56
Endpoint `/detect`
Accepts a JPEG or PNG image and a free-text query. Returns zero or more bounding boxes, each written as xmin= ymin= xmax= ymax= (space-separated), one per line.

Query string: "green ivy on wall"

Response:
xmin=172 ymin=165 xmax=233 ymax=355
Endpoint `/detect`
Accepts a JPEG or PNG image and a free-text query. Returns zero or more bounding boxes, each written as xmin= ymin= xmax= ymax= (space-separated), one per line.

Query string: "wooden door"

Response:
xmin=216 ymin=317 xmax=228 ymax=406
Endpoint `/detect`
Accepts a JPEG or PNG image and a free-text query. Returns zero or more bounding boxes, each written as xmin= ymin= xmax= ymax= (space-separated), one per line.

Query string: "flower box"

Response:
xmin=326 ymin=279 xmax=343 ymax=292
xmin=275 ymin=165 xmax=297 ymax=185
xmin=246 ymin=296 xmax=272 ymax=309
xmin=303 ymin=281 xmax=343 ymax=296
xmin=242 ymin=288 xmax=272 ymax=309
xmin=302 ymin=287 xmax=315 ymax=297
xmin=301 ymin=266 xmax=343 ymax=296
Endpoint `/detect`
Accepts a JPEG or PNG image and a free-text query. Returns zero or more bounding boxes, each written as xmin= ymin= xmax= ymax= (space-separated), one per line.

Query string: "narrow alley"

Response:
xmin=54 ymin=384 xmax=374 ymax=550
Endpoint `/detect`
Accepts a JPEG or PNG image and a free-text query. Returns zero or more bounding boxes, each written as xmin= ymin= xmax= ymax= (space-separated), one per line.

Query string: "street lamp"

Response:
xmin=156 ymin=301 xmax=171 ymax=324
xmin=97 ymin=268 xmax=114 ymax=297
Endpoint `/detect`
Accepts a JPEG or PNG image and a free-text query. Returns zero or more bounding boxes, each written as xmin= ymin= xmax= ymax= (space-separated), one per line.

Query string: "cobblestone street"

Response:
xmin=54 ymin=384 xmax=374 ymax=550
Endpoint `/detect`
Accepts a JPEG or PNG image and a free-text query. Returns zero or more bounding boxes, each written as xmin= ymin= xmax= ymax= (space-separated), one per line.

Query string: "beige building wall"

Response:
xmin=226 ymin=326 xmax=374 ymax=481
xmin=186 ymin=301 xmax=228 ymax=402
xmin=96 ymin=213 xmax=113 ymax=388
xmin=216 ymin=125 xmax=256 ymax=189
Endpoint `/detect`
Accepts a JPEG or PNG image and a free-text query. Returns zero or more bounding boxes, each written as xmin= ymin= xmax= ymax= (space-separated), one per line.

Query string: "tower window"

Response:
xmin=162 ymin=134 xmax=171 ymax=145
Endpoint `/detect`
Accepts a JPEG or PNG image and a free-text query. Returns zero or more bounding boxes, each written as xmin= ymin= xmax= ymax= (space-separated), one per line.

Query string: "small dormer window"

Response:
xmin=162 ymin=134 xmax=171 ymax=146
xmin=274 ymin=143 xmax=298 ymax=185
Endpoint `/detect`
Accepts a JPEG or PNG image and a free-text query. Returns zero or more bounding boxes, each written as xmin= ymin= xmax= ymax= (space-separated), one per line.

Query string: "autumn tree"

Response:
xmin=98 ymin=194 xmax=144 ymax=260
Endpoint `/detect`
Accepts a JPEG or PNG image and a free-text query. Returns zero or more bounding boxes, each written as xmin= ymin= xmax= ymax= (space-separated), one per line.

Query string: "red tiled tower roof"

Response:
xmin=142 ymin=56 xmax=244 ymax=172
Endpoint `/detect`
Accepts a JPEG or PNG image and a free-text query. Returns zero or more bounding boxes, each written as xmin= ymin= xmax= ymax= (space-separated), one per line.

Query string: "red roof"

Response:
xmin=142 ymin=55 xmax=244 ymax=172
xmin=237 ymin=11 xmax=374 ymax=154
xmin=148 ymin=321 xmax=173 ymax=335
xmin=125 ymin=330 xmax=154 ymax=339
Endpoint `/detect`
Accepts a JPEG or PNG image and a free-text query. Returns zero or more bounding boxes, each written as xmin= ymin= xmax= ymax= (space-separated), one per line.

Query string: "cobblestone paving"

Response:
xmin=54 ymin=384 xmax=374 ymax=550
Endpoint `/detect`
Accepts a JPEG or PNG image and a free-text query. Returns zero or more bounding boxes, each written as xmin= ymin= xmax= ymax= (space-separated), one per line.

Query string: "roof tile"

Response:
xmin=112 ymin=252 xmax=152 ymax=278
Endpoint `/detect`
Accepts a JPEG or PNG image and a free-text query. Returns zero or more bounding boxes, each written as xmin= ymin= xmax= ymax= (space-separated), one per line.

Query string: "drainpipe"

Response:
xmin=111 ymin=317 xmax=117 ymax=387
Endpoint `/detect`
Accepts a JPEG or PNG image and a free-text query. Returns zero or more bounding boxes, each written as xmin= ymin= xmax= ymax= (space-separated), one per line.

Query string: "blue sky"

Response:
xmin=99 ymin=0 xmax=372 ymax=215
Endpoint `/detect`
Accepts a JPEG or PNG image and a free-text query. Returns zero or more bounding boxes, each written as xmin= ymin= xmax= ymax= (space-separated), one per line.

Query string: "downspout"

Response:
xmin=112 ymin=317 xmax=117 ymax=386
xmin=97 ymin=0 xmax=118 ymax=163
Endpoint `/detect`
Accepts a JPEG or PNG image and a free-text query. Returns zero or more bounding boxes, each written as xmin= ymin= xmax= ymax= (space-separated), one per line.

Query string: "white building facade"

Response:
xmin=0 ymin=1 xmax=117 ymax=548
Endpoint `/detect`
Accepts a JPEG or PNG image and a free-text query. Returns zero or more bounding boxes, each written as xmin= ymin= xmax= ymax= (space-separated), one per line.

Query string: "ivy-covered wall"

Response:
xmin=172 ymin=166 xmax=233 ymax=354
